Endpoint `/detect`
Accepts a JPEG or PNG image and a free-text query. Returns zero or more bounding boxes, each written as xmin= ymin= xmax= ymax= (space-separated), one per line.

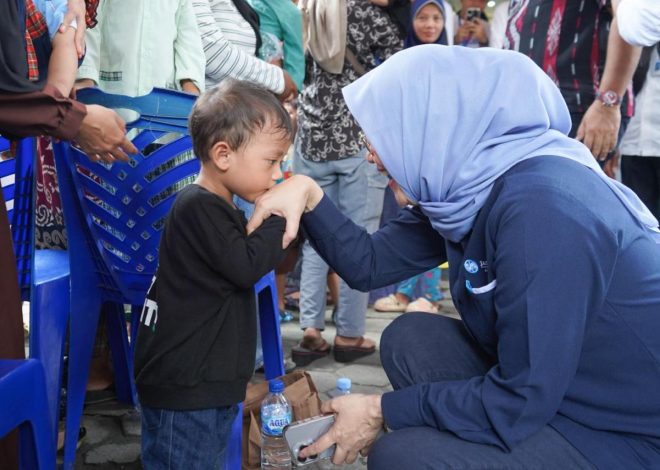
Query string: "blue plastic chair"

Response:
xmin=53 ymin=88 xmax=285 ymax=470
xmin=0 ymin=137 xmax=70 ymax=462
xmin=0 ymin=359 xmax=56 ymax=469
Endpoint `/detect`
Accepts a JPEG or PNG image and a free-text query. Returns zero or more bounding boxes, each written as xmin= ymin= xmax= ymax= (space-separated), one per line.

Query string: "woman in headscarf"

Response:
xmin=248 ymin=45 xmax=660 ymax=468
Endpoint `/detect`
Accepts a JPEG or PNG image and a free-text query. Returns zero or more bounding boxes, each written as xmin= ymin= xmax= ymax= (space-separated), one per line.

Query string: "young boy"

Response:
xmin=134 ymin=79 xmax=292 ymax=468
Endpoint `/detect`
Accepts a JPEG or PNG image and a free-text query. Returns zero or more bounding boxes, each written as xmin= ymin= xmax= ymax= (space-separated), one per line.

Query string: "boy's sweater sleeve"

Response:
xmin=174 ymin=0 xmax=206 ymax=92
xmin=169 ymin=194 xmax=287 ymax=290
xmin=191 ymin=0 xmax=285 ymax=94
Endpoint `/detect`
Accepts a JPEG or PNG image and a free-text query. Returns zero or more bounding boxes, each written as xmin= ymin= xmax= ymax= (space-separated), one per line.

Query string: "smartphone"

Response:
xmin=283 ymin=414 xmax=335 ymax=467
xmin=466 ymin=7 xmax=482 ymax=22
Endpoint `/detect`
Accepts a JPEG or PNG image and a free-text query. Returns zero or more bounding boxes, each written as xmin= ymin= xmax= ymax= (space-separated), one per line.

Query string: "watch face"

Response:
xmin=600 ymin=90 xmax=620 ymax=106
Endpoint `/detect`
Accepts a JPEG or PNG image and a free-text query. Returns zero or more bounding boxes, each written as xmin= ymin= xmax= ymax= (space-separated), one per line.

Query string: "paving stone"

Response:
xmin=305 ymin=370 xmax=339 ymax=394
xmin=335 ymin=364 xmax=390 ymax=388
xmin=80 ymin=415 xmax=115 ymax=445
xmin=120 ymin=410 xmax=142 ymax=438
xmin=84 ymin=443 xmax=141 ymax=465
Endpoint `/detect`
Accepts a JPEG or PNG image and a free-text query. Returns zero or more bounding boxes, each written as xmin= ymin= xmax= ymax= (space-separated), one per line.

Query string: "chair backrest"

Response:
xmin=54 ymin=88 xmax=199 ymax=305
xmin=0 ymin=137 xmax=35 ymax=291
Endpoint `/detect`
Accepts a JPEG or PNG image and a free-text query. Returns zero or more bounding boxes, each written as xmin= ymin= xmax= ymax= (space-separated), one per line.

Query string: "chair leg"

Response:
xmin=105 ymin=303 xmax=137 ymax=405
xmin=224 ymin=402 xmax=243 ymax=470
xmin=62 ymin=297 xmax=102 ymax=470
xmin=29 ymin=276 xmax=70 ymax=442
xmin=257 ymin=271 xmax=285 ymax=380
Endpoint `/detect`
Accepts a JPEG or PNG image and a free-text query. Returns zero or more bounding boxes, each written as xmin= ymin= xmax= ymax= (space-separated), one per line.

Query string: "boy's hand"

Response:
xmin=60 ymin=0 xmax=87 ymax=58
xmin=75 ymin=105 xmax=138 ymax=163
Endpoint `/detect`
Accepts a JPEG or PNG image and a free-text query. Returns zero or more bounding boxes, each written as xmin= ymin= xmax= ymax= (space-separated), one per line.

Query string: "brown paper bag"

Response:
xmin=242 ymin=371 xmax=322 ymax=469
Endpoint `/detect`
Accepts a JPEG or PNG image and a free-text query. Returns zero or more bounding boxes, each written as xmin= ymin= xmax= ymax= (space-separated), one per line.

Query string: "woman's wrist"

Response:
xmin=368 ymin=394 xmax=384 ymax=425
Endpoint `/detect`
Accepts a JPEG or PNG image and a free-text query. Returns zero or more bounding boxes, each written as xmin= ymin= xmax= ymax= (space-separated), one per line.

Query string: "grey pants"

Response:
xmin=293 ymin=148 xmax=386 ymax=337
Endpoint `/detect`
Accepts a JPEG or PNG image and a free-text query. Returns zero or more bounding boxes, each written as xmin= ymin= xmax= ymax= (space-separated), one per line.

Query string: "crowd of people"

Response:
xmin=1 ymin=0 xmax=660 ymax=469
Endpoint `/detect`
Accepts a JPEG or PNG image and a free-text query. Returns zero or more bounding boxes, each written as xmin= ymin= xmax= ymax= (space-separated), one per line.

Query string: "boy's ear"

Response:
xmin=209 ymin=141 xmax=231 ymax=171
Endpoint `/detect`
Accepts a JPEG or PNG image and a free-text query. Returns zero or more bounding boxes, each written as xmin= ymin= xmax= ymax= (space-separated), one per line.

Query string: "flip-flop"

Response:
xmin=333 ymin=337 xmax=376 ymax=363
xmin=291 ymin=338 xmax=331 ymax=366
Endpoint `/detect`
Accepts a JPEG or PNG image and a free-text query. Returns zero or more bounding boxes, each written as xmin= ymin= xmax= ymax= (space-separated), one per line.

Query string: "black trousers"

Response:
xmin=622 ymin=155 xmax=660 ymax=220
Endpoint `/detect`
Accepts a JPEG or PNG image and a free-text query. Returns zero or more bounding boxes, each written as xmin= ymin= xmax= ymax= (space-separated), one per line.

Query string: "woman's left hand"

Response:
xmin=298 ymin=394 xmax=384 ymax=465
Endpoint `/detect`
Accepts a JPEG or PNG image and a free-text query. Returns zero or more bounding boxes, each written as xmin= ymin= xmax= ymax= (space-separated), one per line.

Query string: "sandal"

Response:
xmin=333 ymin=337 xmax=376 ymax=363
xmin=373 ymin=294 xmax=408 ymax=312
xmin=405 ymin=297 xmax=439 ymax=314
xmin=291 ymin=338 xmax=331 ymax=366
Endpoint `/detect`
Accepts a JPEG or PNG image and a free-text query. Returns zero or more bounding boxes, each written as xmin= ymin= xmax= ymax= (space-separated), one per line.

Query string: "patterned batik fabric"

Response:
xmin=296 ymin=0 xmax=402 ymax=162
xmin=35 ymin=136 xmax=67 ymax=250
xmin=504 ymin=0 xmax=632 ymax=117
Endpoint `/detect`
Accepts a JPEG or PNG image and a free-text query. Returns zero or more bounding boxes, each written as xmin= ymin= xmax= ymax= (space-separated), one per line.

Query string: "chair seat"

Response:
xmin=34 ymin=250 xmax=70 ymax=285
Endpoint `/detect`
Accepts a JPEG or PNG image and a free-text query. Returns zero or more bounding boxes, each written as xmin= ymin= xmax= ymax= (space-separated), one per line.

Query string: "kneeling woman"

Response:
xmin=248 ymin=45 xmax=660 ymax=469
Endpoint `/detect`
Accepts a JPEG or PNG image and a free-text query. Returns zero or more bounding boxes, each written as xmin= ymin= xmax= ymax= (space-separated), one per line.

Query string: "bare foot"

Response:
xmin=334 ymin=335 xmax=376 ymax=349
xmin=301 ymin=328 xmax=325 ymax=349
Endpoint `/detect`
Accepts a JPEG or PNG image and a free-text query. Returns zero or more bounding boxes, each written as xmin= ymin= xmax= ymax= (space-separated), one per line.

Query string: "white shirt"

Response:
xmin=192 ymin=0 xmax=284 ymax=93
xmin=616 ymin=0 xmax=660 ymax=47
xmin=489 ymin=2 xmax=509 ymax=49
xmin=77 ymin=0 xmax=206 ymax=96
xmin=619 ymin=47 xmax=660 ymax=157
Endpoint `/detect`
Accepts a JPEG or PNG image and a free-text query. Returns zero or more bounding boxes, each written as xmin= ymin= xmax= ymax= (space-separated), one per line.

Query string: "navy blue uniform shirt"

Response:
xmin=301 ymin=156 xmax=660 ymax=469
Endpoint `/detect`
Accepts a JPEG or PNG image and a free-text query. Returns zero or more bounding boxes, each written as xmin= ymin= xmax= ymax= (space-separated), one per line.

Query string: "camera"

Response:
xmin=466 ymin=7 xmax=482 ymax=22
xmin=283 ymin=414 xmax=335 ymax=467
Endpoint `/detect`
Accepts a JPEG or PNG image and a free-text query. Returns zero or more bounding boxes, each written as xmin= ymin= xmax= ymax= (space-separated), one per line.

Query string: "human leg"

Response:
xmin=621 ymin=155 xmax=660 ymax=220
xmin=368 ymin=425 xmax=594 ymax=470
xmin=141 ymin=405 xmax=238 ymax=469
xmin=380 ymin=313 xmax=494 ymax=389
xmin=332 ymin=154 xmax=375 ymax=339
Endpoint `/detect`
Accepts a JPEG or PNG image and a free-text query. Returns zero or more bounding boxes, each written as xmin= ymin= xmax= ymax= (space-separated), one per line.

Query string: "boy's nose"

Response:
xmin=273 ymin=166 xmax=283 ymax=180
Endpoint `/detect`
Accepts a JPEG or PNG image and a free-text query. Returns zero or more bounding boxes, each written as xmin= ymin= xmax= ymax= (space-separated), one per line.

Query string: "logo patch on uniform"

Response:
xmin=464 ymin=259 xmax=479 ymax=274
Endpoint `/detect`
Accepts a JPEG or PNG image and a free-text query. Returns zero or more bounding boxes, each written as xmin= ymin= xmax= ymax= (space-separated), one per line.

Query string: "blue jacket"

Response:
xmin=301 ymin=156 xmax=660 ymax=469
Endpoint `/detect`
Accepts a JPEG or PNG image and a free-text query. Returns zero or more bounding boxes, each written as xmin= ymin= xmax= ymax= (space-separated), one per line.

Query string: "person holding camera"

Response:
xmin=454 ymin=0 xmax=489 ymax=48
xmin=248 ymin=45 xmax=660 ymax=469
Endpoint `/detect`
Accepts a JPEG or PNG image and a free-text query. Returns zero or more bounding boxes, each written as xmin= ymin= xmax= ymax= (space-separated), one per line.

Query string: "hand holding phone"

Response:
xmin=283 ymin=414 xmax=335 ymax=467
xmin=466 ymin=7 xmax=482 ymax=22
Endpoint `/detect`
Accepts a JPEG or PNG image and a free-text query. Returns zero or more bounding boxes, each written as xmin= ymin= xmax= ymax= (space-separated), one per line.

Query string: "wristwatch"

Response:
xmin=596 ymin=90 xmax=622 ymax=107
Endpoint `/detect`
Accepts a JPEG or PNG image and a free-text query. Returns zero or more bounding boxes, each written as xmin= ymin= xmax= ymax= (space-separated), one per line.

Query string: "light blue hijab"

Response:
xmin=342 ymin=45 xmax=659 ymax=243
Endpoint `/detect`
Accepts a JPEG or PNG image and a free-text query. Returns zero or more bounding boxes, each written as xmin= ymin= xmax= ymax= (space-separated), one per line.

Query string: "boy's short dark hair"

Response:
xmin=189 ymin=79 xmax=293 ymax=162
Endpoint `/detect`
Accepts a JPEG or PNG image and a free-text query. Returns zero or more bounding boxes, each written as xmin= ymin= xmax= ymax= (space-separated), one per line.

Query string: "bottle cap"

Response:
xmin=336 ymin=377 xmax=351 ymax=392
xmin=269 ymin=379 xmax=285 ymax=393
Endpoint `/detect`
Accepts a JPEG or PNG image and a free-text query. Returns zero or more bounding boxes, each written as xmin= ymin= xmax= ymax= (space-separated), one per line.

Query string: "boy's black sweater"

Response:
xmin=134 ymin=184 xmax=286 ymax=410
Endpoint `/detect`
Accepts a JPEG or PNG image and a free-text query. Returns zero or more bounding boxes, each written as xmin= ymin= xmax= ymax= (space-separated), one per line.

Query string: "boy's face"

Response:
xmin=218 ymin=123 xmax=290 ymax=203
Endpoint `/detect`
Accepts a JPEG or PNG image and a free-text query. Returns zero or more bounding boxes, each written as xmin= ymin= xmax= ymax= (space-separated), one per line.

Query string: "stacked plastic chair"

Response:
xmin=54 ymin=88 xmax=285 ymax=470
xmin=0 ymin=137 xmax=59 ymax=469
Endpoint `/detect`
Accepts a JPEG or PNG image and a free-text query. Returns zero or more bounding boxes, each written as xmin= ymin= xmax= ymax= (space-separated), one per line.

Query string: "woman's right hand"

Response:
xmin=247 ymin=175 xmax=324 ymax=248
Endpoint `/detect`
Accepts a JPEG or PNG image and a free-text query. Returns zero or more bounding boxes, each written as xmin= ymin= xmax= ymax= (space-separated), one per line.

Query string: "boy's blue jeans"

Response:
xmin=141 ymin=404 xmax=239 ymax=469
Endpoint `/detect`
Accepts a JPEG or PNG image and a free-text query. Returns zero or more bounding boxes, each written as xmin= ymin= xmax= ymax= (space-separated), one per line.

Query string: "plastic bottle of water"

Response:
xmin=328 ymin=377 xmax=352 ymax=398
xmin=336 ymin=377 xmax=351 ymax=396
xmin=261 ymin=379 xmax=292 ymax=469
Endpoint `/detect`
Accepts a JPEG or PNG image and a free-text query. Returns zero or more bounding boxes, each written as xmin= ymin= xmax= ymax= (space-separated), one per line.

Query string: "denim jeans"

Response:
xmin=141 ymin=404 xmax=239 ymax=469
xmin=369 ymin=314 xmax=594 ymax=469
xmin=293 ymin=148 xmax=385 ymax=337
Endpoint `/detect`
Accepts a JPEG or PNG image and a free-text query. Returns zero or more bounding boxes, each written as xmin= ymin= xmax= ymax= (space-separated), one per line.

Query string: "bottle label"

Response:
xmin=261 ymin=404 xmax=292 ymax=436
